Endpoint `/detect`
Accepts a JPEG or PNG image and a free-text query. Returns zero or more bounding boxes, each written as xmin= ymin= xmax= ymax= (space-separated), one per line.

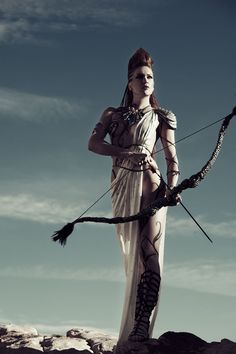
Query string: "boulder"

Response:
xmin=203 ymin=338 xmax=236 ymax=354
xmin=1 ymin=323 xmax=236 ymax=354
xmin=0 ymin=323 xmax=43 ymax=353
xmin=41 ymin=335 xmax=92 ymax=353
xmin=67 ymin=328 xmax=117 ymax=353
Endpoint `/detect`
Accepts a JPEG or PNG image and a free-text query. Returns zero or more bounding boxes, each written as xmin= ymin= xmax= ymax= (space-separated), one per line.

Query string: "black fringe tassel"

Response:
xmin=51 ymin=222 xmax=74 ymax=246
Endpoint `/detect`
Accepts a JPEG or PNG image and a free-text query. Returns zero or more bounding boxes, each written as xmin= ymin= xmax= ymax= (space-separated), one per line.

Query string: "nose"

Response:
xmin=143 ymin=76 xmax=148 ymax=83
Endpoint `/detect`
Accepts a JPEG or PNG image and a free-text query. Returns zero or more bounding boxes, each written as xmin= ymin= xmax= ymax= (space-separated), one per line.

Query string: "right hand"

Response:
xmin=127 ymin=152 xmax=148 ymax=166
xmin=128 ymin=152 xmax=158 ymax=172
xmin=165 ymin=188 xmax=182 ymax=205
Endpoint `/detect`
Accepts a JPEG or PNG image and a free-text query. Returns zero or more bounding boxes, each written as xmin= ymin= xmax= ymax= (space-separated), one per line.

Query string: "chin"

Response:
xmin=144 ymin=91 xmax=152 ymax=97
xmin=144 ymin=89 xmax=153 ymax=95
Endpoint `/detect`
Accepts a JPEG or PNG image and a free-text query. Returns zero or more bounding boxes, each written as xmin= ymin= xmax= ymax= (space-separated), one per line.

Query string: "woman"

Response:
xmin=88 ymin=48 xmax=180 ymax=344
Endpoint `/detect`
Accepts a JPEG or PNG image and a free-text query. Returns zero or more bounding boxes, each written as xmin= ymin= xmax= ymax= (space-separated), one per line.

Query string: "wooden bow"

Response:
xmin=52 ymin=107 xmax=236 ymax=246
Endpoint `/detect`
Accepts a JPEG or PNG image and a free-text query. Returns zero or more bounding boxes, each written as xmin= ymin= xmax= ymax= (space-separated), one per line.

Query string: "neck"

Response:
xmin=132 ymin=96 xmax=151 ymax=110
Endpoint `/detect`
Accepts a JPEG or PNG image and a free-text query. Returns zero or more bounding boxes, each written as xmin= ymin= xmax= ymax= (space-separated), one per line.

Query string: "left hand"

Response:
xmin=166 ymin=188 xmax=182 ymax=205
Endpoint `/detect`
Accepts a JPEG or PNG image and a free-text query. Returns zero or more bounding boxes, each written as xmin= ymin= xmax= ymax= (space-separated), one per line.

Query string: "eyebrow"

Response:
xmin=135 ymin=72 xmax=153 ymax=76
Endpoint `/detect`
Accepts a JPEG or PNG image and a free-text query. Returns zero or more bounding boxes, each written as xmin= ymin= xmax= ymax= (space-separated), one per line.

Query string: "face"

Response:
xmin=128 ymin=66 xmax=154 ymax=98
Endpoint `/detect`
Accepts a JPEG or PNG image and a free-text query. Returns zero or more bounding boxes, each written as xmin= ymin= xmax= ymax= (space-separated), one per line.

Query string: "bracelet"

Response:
xmin=166 ymin=170 xmax=180 ymax=176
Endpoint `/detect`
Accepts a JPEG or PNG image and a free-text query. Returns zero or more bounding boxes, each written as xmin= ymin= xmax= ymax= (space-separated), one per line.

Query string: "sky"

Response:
xmin=0 ymin=0 xmax=235 ymax=343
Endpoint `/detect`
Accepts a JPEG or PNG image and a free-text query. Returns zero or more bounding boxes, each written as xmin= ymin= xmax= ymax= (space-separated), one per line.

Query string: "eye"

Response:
xmin=135 ymin=73 xmax=153 ymax=80
xmin=136 ymin=74 xmax=145 ymax=79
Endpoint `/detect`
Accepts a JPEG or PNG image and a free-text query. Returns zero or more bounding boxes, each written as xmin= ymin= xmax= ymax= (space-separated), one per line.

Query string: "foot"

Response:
xmin=128 ymin=333 xmax=149 ymax=342
xmin=128 ymin=316 xmax=149 ymax=342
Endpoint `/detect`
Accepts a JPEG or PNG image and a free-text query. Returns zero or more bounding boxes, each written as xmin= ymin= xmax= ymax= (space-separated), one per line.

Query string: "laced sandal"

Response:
xmin=128 ymin=270 xmax=160 ymax=342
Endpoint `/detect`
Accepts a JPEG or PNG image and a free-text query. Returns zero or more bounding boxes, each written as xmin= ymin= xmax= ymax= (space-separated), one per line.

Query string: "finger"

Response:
xmin=150 ymin=158 xmax=153 ymax=163
xmin=176 ymin=195 xmax=182 ymax=205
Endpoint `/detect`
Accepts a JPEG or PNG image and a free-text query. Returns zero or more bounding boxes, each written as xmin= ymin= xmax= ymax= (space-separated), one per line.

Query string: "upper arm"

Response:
xmin=158 ymin=109 xmax=177 ymax=158
xmin=160 ymin=125 xmax=176 ymax=158
xmin=88 ymin=107 xmax=114 ymax=148
xmin=91 ymin=107 xmax=114 ymax=139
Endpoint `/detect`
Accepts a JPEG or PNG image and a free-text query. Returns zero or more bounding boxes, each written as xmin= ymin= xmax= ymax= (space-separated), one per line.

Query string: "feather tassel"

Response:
xmin=51 ymin=222 xmax=74 ymax=246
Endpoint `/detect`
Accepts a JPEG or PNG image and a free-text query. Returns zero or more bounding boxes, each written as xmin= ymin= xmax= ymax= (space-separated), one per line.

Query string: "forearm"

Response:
xmin=88 ymin=139 xmax=131 ymax=158
xmin=166 ymin=156 xmax=180 ymax=189
xmin=167 ymin=170 xmax=179 ymax=189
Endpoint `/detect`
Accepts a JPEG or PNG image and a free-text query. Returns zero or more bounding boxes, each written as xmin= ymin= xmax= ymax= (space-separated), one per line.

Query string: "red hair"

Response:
xmin=121 ymin=48 xmax=159 ymax=109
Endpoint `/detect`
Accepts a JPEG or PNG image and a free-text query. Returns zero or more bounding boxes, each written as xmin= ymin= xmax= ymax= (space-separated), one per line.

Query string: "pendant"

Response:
xmin=122 ymin=106 xmax=145 ymax=127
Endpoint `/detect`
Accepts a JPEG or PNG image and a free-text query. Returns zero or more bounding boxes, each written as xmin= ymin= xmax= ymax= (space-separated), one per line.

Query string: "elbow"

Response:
xmin=88 ymin=137 xmax=99 ymax=153
xmin=88 ymin=139 xmax=95 ymax=152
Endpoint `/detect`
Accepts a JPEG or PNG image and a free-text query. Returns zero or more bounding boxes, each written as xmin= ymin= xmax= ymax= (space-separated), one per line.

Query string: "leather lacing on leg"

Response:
xmin=128 ymin=178 xmax=165 ymax=342
xmin=128 ymin=269 xmax=161 ymax=341
xmin=129 ymin=215 xmax=163 ymax=341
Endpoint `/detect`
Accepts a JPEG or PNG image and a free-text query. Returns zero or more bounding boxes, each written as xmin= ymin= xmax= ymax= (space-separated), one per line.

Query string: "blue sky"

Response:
xmin=0 ymin=0 xmax=235 ymax=342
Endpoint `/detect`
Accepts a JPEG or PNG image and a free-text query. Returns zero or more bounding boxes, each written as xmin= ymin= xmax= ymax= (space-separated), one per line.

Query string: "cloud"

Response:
xmin=0 ymin=259 xmax=235 ymax=297
xmin=202 ymin=219 xmax=236 ymax=238
xmin=0 ymin=193 xmax=84 ymax=224
xmin=0 ymin=18 xmax=78 ymax=45
xmin=0 ymin=264 xmax=124 ymax=283
xmin=165 ymin=260 xmax=236 ymax=298
xmin=0 ymin=191 xmax=235 ymax=239
xmin=0 ymin=87 xmax=83 ymax=122
xmin=0 ymin=0 xmax=150 ymax=43
xmin=0 ymin=191 xmax=112 ymax=225
xmin=167 ymin=214 xmax=236 ymax=239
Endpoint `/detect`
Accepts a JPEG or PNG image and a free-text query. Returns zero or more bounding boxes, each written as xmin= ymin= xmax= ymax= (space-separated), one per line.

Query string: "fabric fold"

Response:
xmin=110 ymin=108 xmax=173 ymax=343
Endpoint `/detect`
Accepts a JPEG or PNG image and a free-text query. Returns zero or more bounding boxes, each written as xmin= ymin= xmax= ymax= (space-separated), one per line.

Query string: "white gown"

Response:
xmin=110 ymin=107 xmax=176 ymax=344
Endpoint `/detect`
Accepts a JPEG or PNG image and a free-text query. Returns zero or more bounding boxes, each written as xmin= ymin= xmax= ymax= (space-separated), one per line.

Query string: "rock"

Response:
xmin=0 ymin=323 xmax=236 ymax=354
xmin=67 ymin=328 xmax=117 ymax=354
xmin=114 ymin=332 xmax=236 ymax=354
xmin=0 ymin=323 xmax=38 ymax=336
xmin=0 ymin=323 xmax=43 ymax=353
xmin=0 ymin=324 xmax=93 ymax=353
xmin=203 ymin=338 xmax=236 ymax=354
xmin=114 ymin=338 xmax=160 ymax=354
xmin=156 ymin=331 xmax=207 ymax=353
xmin=41 ymin=335 xmax=92 ymax=353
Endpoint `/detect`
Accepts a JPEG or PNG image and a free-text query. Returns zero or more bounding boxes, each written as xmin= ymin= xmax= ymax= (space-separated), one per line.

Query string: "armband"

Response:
xmin=92 ymin=122 xmax=107 ymax=136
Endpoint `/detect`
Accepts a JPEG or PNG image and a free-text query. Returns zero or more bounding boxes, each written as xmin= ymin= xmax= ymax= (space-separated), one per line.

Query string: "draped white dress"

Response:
xmin=110 ymin=107 xmax=176 ymax=344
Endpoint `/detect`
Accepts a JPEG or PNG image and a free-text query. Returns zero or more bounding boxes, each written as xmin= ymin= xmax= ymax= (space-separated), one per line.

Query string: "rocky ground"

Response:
xmin=0 ymin=323 xmax=235 ymax=353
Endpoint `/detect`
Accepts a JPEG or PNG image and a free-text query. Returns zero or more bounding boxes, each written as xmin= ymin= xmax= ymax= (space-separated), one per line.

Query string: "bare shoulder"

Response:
xmin=100 ymin=106 xmax=117 ymax=123
xmin=99 ymin=106 xmax=123 ymax=132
